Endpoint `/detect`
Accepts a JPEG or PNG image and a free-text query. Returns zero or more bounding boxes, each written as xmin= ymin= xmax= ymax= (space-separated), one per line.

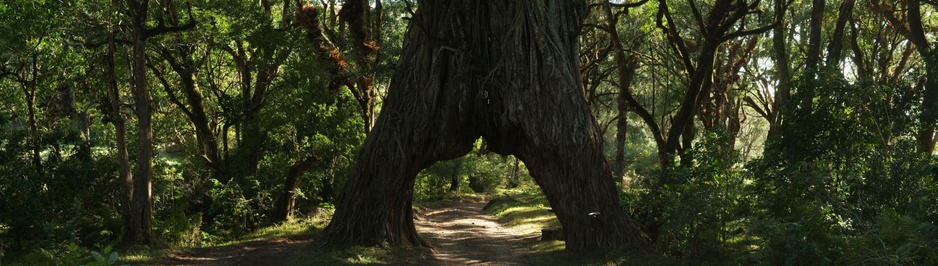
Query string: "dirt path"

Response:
xmin=415 ymin=198 xmax=539 ymax=265
xmin=158 ymin=198 xmax=537 ymax=265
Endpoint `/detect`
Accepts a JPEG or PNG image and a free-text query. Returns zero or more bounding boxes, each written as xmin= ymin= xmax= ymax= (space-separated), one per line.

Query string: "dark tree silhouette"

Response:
xmin=320 ymin=0 xmax=649 ymax=252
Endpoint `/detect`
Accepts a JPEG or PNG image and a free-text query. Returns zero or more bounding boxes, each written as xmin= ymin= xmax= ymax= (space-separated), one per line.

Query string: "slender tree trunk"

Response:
xmin=825 ymin=0 xmax=855 ymax=67
xmin=320 ymin=154 xmax=336 ymax=202
xmin=105 ymin=27 xmax=135 ymax=242
xmin=447 ymin=158 xmax=463 ymax=192
xmin=23 ymin=64 xmax=42 ymax=176
xmin=158 ymin=46 xmax=227 ymax=181
xmin=127 ymin=23 xmax=153 ymax=244
xmin=506 ymin=157 xmax=520 ymax=189
xmin=604 ymin=2 xmax=639 ymax=185
xmin=272 ymin=155 xmax=318 ymax=224
xmin=323 ymin=0 xmax=650 ymax=252
xmin=919 ymin=62 xmax=938 ymax=153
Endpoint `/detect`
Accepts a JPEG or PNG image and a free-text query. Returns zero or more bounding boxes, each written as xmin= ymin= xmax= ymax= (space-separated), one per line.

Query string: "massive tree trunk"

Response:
xmin=322 ymin=0 xmax=650 ymax=252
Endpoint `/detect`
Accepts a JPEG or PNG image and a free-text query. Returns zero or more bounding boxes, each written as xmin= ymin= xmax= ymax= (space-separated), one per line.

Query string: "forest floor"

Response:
xmin=156 ymin=197 xmax=552 ymax=265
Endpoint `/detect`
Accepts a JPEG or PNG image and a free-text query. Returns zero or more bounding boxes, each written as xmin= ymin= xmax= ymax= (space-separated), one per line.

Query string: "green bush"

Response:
xmin=25 ymin=242 xmax=124 ymax=266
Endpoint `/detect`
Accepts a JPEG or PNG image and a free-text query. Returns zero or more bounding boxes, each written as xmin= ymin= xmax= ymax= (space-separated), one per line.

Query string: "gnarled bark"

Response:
xmin=322 ymin=0 xmax=650 ymax=252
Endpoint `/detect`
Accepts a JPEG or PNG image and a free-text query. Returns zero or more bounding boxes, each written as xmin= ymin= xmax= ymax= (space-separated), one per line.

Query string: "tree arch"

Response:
xmin=318 ymin=0 xmax=650 ymax=252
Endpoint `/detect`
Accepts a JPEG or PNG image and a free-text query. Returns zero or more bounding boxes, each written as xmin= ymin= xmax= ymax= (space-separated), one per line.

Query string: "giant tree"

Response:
xmin=318 ymin=0 xmax=650 ymax=252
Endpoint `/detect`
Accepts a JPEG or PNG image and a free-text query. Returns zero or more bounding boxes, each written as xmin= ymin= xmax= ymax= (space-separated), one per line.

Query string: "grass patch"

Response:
xmin=484 ymin=188 xmax=560 ymax=236
xmin=219 ymin=209 xmax=331 ymax=246
xmin=118 ymin=247 xmax=169 ymax=265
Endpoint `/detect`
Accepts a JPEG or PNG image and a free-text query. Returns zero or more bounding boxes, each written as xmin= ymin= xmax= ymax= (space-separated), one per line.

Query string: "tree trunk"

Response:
xmin=122 ymin=0 xmax=197 ymax=243
xmin=448 ymin=158 xmax=463 ymax=192
xmin=319 ymin=154 xmax=336 ymax=203
xmin=604 ymin=2 xmax=639 ymax=185
xmin=23 ymin=61 xmax=42 ymax=176
xmin=157 ymin=44 xmax=226 ymax=181
xmin=323 ymin=0 xmax=650 ymax=252
xmin=806 ymin=0 xmax=825 ymax=73
xmin=127 ymin=21 xmax=153 ymax=244
xmin=825 ymin=0 xmax=855 ymax=67
xmin=870 ymin=0 xmax=938 ymax=154
xmin=918 ymin=61 xmax=938 ymax=154
xmin=768 ymin=0 xmax=791 ymax=139
xmin=104 ymin=25 xmax=135 ymax=244
xmin=506 ymin=157 xmax=520 ymax=189
xmin=272 ymin=155 xmax=318 ymax=224
xmin=906 ymin=0 xmax=938 ymax=154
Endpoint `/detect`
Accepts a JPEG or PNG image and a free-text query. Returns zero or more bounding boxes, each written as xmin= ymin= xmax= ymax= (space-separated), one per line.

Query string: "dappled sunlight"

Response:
xmin=415 ymin=198 xmax=541 ymax=265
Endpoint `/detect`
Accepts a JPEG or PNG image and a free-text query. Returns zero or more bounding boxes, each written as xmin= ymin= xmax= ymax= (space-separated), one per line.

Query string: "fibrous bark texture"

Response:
xmin=322 ymin=0 xmax=649 ymax=253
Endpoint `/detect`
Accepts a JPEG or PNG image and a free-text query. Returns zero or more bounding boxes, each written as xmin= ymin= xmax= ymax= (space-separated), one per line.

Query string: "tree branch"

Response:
xmin=144 ymin=1 xmax=196 ymax=37
xmin=723 ymin=22 xmax=777 ymax=41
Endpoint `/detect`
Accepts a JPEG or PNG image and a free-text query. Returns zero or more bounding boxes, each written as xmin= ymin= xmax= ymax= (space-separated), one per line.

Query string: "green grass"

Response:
xmin=221 ymin=210 xmax=331 ymax=246
xmin=484 ymin=187 xmax=560 ymax=235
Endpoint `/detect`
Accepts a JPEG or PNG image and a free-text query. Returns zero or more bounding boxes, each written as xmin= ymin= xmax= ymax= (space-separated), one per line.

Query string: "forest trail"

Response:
xmin=415 ymin=198 xmax=539 ymax=265
xmin=158 ymin=198 xmax=539 ymax=265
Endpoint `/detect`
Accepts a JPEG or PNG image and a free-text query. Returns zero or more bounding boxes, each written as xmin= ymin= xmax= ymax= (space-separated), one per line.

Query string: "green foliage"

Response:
xmin=414 ymin=141 xmax=525 ymax=201
xmin=746 ymin=74 xmax=938 ymax=264
xmin=24 ymin=242 xmax=124 ymax=266
xmin=0 ymin=123 xmax=120 ymax=254
xmin=629 ymin=132 xmax=755 ymax=262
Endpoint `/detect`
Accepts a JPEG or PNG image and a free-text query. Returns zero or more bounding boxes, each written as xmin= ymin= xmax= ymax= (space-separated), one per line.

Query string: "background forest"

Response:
xmin=1 ymin=0 xmax=937 ymax=264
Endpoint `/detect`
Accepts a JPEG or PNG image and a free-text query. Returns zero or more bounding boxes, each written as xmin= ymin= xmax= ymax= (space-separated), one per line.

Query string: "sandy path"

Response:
xmin=415 ymin=199 xmax=538 ymax=265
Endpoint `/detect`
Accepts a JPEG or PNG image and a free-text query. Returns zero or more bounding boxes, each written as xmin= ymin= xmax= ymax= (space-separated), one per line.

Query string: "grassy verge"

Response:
xmin=119 ymin=206 xmax=439 ymax=265
xmin=118 ymin=209 xmax=332 ymax=265
xmin=483 ymin=187 xmax=676 ymax=265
